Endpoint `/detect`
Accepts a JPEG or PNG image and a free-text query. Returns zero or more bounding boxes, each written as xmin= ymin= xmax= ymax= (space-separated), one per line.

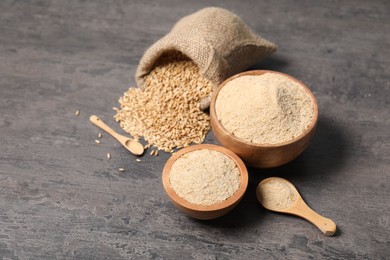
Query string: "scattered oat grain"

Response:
xmin=107 ymin=153 xmax=111 ymax=159
xmin=155 ymin=150 xmax=159 ymax=156
xmin=75 ymin=110 xmax=80 ymax=116
xmin=95 ymin=140 xmax=101 ymax=144
xmin=98 ymin=133 xmax=102 ymax=138
xmin=136 ymin=159 xmax=141 ymax=162
xmin=150 ymin=150 xmax=155 ymax=156
xmin=118 ymin=168 xmax=125 ymax=172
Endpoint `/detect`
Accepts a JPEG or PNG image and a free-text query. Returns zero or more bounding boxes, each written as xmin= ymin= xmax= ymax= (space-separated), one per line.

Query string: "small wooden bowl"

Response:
xmin=210 ymin=70 xmax=318 ymax=168
xmin=162 ymin=144 xmax=249 ymax=220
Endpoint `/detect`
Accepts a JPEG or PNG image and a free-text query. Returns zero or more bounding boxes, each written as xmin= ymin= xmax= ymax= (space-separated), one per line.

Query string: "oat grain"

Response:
xmin=115 ymin=53 xmax=214 ymax=151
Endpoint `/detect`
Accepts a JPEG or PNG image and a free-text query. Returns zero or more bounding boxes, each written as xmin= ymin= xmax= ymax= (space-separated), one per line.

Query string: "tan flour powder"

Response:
xmin=258 ymin=179 xmax=297 ymax=210
xmin=215 ymin=73 xmax=314 ymax=144
xmin=169 ymin=149 xmax=240 ymax=205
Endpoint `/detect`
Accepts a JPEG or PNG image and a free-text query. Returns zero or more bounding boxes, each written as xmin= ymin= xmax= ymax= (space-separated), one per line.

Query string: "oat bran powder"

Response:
xmin=215 ymin=73 xmax=315 ymax=144
xmin=169 ymin=149 xmax=240 ymax=205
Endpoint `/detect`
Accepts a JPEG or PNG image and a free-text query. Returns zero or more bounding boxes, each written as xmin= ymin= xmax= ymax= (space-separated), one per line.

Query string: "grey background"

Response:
xmin=0 ymin=0 xmax=389 ymax=259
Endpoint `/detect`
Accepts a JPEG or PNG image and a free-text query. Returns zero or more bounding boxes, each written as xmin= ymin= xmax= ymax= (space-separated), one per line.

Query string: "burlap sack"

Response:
xmin=136 ymin=7 xmax=277 ymax=109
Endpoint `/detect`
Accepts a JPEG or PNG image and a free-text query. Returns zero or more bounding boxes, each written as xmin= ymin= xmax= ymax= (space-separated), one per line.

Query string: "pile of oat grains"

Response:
xmin=114 ymin=52 xmax=214 ymax=152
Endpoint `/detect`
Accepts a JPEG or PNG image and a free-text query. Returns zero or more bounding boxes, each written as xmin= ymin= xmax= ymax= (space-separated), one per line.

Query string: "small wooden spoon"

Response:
xmin=256 ymin=177 xmax=336 ymax=236
xmin=89 ymin=115 xmax=144 ymax=156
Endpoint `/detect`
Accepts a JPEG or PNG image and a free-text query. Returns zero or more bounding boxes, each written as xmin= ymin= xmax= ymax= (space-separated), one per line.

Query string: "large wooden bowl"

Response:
xmin=210 ymin=70 xmax=318 ymax=168
xmin=162 ymin=144 xmax=249 ymax=220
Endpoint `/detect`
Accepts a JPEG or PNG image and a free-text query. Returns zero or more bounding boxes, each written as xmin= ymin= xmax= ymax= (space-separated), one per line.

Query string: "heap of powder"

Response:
xmin=115 ymin=53 xmax=214 ymax=152
xmin=169 ymin=149 xmax=241 ymax=205
xmin=258 ymin=179 xmax=297 ymax=210
xmin=215 ymin=73 xmax=314 ymax=144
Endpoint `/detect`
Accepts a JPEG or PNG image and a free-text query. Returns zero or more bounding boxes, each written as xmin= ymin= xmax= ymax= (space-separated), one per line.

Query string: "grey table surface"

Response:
xmin=1 ymin=0 xmax=389 ymax=259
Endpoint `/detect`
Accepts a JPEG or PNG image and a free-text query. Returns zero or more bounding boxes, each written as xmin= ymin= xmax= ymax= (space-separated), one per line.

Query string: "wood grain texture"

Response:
xmin=0 ymin=0 xmax=389 ymax=259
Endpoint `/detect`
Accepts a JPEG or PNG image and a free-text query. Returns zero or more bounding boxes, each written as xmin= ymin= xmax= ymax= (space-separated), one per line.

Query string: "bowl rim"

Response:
xmin=210 ymin=70 xmax=319 ymax=148
xmin=162 ymin=144 xmax=249 ymax=212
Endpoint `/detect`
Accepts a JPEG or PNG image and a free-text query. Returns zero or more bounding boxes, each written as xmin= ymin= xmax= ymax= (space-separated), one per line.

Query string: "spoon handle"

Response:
xmin=89 ymin=115 xmax=126 ymax=143
xmin=293 ymin=199 xmax=337 ymax=236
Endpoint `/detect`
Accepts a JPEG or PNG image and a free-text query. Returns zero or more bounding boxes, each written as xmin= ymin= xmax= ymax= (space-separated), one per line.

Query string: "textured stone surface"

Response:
xmin=0 ymin=0 xmax=389 ymax=259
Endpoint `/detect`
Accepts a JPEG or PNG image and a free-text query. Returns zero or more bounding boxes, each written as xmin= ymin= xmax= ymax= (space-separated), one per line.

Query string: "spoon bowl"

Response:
xmin=89 ymin=115 xmax=144 ymax=156
xmin=124 ymin=139 xmax=144 ymax=155
xmin=256 ymin=177 xmax=336 ymax=236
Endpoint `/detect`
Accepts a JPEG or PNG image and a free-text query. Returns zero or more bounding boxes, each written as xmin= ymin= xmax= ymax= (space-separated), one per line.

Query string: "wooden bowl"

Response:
xmin=210 ymin=70 xmax=318 ymax=168
xmin=162 ymin=144 xmax=249 ymax=220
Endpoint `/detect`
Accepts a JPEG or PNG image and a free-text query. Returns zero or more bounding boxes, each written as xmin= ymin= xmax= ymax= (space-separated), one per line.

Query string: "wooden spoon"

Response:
xmin=89 ymin=115 xmax=144 ymax=156
xmin=256 ymin=177 xmax=336 ymax=236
